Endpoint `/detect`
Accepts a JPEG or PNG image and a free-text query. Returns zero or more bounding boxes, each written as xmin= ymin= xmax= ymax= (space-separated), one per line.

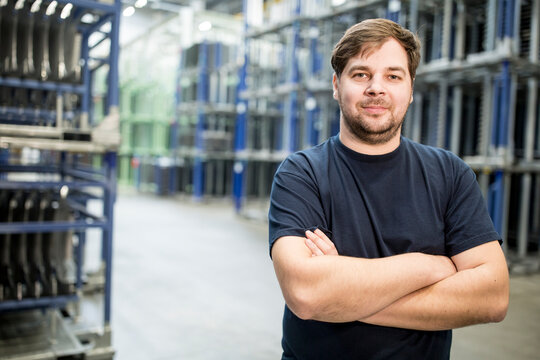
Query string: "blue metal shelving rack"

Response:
xmin=0 ymin=0 xmax=120 ymax=357
xmin=234 ymin=0 xmax=540 ymax=271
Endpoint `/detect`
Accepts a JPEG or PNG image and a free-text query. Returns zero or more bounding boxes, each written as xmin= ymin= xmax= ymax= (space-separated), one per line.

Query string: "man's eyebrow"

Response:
xmin=346 ymin=65 xmax=407 ymax=75
xmin=387 ymin=66 xmax=407 ymax=74
xmin=346 ymin=65 xmax=370 ymax=74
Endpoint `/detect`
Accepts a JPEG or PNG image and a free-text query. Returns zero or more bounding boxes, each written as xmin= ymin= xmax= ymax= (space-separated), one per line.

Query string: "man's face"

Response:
xmin=333 ymin=38 xmax=413 ymax=145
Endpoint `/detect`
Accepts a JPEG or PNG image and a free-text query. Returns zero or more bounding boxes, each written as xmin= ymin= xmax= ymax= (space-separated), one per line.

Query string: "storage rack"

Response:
xmin=171 ymin=12 xmax=241 ymax=199
xmin=233 ymin=0 xmax=540 ymax=271
xmin=0 ymin=0 xmax=120 ymax=358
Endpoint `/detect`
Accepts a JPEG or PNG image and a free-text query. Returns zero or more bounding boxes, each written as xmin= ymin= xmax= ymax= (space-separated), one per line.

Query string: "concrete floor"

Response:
xmin=109 ymin=193 xmax=540 ymax=360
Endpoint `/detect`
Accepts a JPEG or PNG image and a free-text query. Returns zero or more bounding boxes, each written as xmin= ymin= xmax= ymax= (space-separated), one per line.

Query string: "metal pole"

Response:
xmin=411 ymin=92 xmax=422 ymax=143
xmin=103 ymin=151 xmax=116 ymax=325
xmin=486 ymin=0 xmax=497 ymax=52
xmin=479 ymin=75 xmax=494 ymax=157
xmin=437 ymin=81 xmax=448 ymax=148
xmin=441 ymin=0 xmax=453 ymax=59
xmin=454 ymin=0 xmax=466 ymax=61
xmin=194 ymin=41 xmax=208 ymax=200
xmin=450 ymin=85 xmax=462 ymax=154
xmin=409 ymin=0 xmax=418 ymax=34
xmin=233 ymin=0 xmax=250 ymax=212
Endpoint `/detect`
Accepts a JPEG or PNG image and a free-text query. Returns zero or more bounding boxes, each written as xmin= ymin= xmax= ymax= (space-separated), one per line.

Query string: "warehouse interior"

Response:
xmin=0 ymin=0 xmax=539 ymax=359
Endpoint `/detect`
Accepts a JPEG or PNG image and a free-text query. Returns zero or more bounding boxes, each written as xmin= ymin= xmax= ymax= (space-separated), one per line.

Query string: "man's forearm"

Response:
xmin=360 ymin=243 xmax=509 ymax=330
xmin=272 ymin=236 xmax=456 ymax=323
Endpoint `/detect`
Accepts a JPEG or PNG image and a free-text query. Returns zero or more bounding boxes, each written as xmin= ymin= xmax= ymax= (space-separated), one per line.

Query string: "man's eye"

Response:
xmin=389 ymin=75 xmax=401 ymax=80
xmin=354 ymin=73 xmax=367 ymax=78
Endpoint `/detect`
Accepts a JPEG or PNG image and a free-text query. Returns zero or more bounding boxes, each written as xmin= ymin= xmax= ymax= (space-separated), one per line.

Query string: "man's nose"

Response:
xmin=365 ymin=76 xmax=385 ymax=96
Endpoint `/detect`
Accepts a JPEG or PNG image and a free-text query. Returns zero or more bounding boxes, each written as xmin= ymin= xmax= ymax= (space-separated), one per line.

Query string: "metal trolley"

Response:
xmin=0 ymin=0 xmax=120 ymax=358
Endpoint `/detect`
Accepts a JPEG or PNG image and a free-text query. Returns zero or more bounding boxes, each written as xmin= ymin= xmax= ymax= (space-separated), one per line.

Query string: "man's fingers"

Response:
xmin=305 ymin=238 xmax=324 ymax=256
xmin=306 ymin=230 xmax=337 ymax=255
xmin=314 ymin=228 xmax=335 ymax=248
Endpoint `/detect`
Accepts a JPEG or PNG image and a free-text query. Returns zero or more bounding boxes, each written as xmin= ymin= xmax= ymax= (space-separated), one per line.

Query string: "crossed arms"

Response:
xmin=271 ymin=229 xmax=509 ymax=331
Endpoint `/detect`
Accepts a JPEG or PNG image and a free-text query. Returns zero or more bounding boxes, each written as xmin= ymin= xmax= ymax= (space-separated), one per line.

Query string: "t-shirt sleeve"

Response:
xmin=268 ymin=155 xmax=329 ymax=258
xmin=444 ymin=157 xmax=502 ymax=257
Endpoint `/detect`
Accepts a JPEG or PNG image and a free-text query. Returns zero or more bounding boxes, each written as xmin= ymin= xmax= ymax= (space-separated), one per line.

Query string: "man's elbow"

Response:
xmin=285 ymin=286 xmax=318 ymax=320
xmin=488 ymin=294 xmax=509 ymax=323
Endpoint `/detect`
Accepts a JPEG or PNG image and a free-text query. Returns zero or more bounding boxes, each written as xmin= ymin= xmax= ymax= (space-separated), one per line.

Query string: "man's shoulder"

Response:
xmin=278 ymin=137 xmax=335 ymax=174
xmin=403 ymin=137 xmax=465 ymax=167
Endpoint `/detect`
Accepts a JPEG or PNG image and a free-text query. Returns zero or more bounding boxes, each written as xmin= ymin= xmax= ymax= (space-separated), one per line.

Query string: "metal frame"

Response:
xmin=0 ymin=3 xmax=120 ymax=359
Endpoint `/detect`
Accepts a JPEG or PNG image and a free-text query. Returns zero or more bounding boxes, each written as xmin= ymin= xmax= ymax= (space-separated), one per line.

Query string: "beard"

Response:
xmin=339 ymin=97 xmax=407 ymax=145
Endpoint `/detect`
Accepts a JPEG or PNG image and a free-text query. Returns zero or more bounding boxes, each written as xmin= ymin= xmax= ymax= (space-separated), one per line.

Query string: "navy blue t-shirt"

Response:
xmin=268 ymin=135 xmax=501 ymax=360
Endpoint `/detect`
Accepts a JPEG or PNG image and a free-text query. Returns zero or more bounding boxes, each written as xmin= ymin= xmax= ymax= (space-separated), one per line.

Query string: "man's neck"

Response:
xmin=339 ymin=129 xmax=401 ymax=155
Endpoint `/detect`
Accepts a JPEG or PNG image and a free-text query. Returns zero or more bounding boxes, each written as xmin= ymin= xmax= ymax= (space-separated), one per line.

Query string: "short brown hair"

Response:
xmin=331 ymin=18 xmax=421 ymax=82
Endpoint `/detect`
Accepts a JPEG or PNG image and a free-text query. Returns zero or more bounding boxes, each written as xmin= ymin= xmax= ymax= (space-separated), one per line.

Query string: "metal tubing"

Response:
xmin=441 ymin=0 xmax=453 ymax=59
xmin=486 ymin=0 xmax=497 ymax=51
xmin=286 ymin=0 xmax=301 ymax=153
xmin=479 ymin=75 xmax=494 ymax=156
xmin=496 ymin=62 xmax=511 ymax=150
xmin=193 ymin=41 xmax=208 ymax=200
xmin=411 ymin=92 xmax=422 ymax=143
xmin=0 ymin=77 xmax=85 ymax=93
xmin=232 ymin=0 xmax=252 ymax=212
xmin=0 ymin=295 xmax=78 ymax=312
xmin=454 ymin=0 xmax=466 ymax=60
xmin=0 ymin=220 xmax=108 ymax=234
xmin=431 ymin=7 xmax=443 ymax=60
xmin=409 ymin=0 xmax=418 ymax=33
xmin=501 ymin=172 xmax=511 ymax=254
xmin=450 ymin=85 xmax=463 ymax=154
xmin=81 ymin=32 xmax=91 ymax=116
xmin=518 ymin=173 xmax=532 ymax=258
xmin=437 ymin=81 xmax=448 ymax=148
xmin=107 ymin=1 xmax=120 ymax=109
xmin=103 ymin=152 xmax=116 ymax=325
xmin=531 ymin=0 xmax=540 ymax=62
xmin=525 ymin=79 xmax=538 ymax=161
xmin=0 ymin=180 xmax=107 ymax=189
xmin=490 ymin=170 xmax=505 ymax=235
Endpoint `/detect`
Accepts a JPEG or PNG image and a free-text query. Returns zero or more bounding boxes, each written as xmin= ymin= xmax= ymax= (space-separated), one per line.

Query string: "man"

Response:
xmin=268 ymin=18 xmax=509 ymax=359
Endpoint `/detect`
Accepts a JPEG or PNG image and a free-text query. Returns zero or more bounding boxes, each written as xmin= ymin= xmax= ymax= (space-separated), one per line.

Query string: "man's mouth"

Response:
xmin=362 ymin=106 xmax=388 ymax=114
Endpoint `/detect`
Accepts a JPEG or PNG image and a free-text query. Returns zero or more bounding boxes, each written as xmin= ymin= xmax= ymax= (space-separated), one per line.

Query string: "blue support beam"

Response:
xmin=286 ymin=0 xmax=301 ymax=153
xmin=81 ymin=32 xmax=92 ymax=116
xmin=107 ymin=1 xmax=121 ymax=109
xmin=386 ymin=0 xmax=401 ymax=23
xmin=103 ymin=152 xmax=116 ymax=324
xmin=233 ymin=0 xmax=250 ymax=213
xmin=0 ymin=295 xmax=78 ymax=312
xmin=0 ymin=221 xmax=109 ymax=234
xmin=0 ymin=77 xmax=85 ymax=94
xmin=489 ymin=171 xmax=505 ymax=235
xmin=193 ymin=41 xmax=209 ymax=200
xmin=305 ymin=21 xmax=322 ymax=147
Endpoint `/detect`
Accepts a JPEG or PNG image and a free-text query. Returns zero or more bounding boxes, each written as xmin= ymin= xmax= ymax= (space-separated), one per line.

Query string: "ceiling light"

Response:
xmin=123 ymin=6 xmax=135 ymax=17
xmin=332 ymin=0 xmax=346 ymax=6
xmin=135 ymin=0 xmax=147 ymax=8
xmin=198 ymin=21 xmax=212 ymax=32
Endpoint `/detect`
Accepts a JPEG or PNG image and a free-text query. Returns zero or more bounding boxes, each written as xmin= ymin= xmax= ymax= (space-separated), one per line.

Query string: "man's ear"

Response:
xmin=332 ymin=73 xmax=339 ymax=100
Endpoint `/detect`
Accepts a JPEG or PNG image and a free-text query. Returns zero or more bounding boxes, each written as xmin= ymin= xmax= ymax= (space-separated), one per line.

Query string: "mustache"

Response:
xmin=359 ymin=100 xmax=390 ymax=107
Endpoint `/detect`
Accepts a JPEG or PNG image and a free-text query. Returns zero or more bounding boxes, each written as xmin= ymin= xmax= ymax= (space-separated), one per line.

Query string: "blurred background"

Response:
xmin=0 ymin=0 xmax=539 ymax=359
